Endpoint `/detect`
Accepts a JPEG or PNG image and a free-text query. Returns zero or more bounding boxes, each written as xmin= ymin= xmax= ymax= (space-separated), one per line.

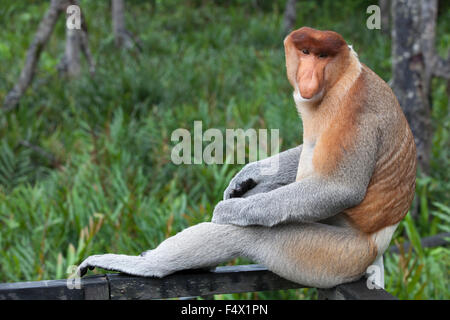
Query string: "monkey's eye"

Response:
xmin=319 ymin=53 xmax=328 ymax=58
xmin=302 ymin=49 xmax=310 ymax=55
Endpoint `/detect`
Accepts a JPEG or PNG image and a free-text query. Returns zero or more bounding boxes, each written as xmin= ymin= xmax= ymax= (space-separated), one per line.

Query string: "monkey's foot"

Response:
xmin=77 ymin=254 xmax=164 ymax=278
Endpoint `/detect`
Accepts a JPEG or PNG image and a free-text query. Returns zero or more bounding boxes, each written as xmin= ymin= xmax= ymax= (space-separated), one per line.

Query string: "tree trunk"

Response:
xmin=391 ymin=0 xmax=432 ymax=175
xmin=79 ymin=24 xmax=96 ymax=75
xmin=391 ymin=0 xmax=450 ymax=176
xmin=379 ymin=0 xmax=390 ymax=33
xmin=58 ymin=0 xmax=95 ymax=77
xmin=112 ymin=0 xmax=134 ymax=49
xmin=3 ymin=0 xmax=68 ymax=111
xmin=62 ymin=27 xmax=82 ymax=76
xmin=283 ymin=0 xmax=297 ymax=36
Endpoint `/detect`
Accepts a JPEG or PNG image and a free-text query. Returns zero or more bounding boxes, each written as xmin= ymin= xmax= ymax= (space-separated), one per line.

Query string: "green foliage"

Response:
xmin=385 ymin=213 xmax=450 ymax=299
xmin=0 ymin=141 xmax=34 ymax=191
xmin=0 ymin=0 xmax=448 ymax=299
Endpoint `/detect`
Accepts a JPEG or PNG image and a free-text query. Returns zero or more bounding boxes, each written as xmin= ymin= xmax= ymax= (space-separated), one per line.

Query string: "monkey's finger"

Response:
xmin=77 ymin=258 xmax=97 ymax=277
xmin=77 ymin=265 xmax=88 ymax=277
xmin=229 ymin=179 xmax=257 ymax=198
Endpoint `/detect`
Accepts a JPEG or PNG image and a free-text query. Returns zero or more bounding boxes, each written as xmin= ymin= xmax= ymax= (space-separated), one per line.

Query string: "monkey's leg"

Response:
xmin=240 ymin=223 xmax=378 ymax=288
xmin=78 ymin=222 xmax=376 ymax=288
xmin=77 ymin=222 xmax=243 ymax=277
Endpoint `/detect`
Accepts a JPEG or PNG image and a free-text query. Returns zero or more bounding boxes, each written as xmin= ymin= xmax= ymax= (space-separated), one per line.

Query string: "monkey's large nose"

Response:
xmin=299 ymin=71 xmax=320 ymax=99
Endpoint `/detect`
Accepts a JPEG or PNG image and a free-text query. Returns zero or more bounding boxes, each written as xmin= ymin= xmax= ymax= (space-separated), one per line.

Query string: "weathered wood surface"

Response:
xmin=0 ymin=275 xmax=108 ymax=300
xmin=0 ymin=264 xmax=396 ymax=300
xmin=319 ymin=281 xmax=396 ymax=300
xmin=108 ymin=264 xmax=301 ymax=299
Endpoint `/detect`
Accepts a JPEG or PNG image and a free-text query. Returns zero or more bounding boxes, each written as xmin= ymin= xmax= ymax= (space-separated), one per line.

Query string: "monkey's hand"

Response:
xmin=223 ymin=145 xmax=302 ymax=199
xmin=212 ymin=197 xmax=267 ymax=226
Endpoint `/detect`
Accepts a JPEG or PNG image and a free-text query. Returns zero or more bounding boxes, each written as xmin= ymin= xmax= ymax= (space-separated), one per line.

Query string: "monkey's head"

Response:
xmin=284 ymin=27 xmax=350 ymax=103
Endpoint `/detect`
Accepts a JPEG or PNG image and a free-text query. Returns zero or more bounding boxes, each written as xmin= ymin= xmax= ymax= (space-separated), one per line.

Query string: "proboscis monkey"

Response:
xmin=78 ymin=27 xmax=417 ymax=289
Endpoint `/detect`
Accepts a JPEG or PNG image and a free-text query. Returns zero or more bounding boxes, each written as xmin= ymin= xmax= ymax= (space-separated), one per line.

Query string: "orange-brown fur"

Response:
xmin=310 ymin=69 xmax=364 ymax=175
xmin=344 ymin=68 xmax=417 ymax=234
xmin=284 ymin=224 xmax=378 ymax=282
xmin=291 ymin=27 xmax=346 ymax=57
xmin=293 ymin=36 xmax=363 ymax=176
xmin=286 ymin=27 xmax=417 ymax=235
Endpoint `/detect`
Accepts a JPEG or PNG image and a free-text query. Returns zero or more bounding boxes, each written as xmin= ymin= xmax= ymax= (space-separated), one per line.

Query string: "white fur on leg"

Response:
xmin=77 ymin=254 xmax=163 ymax=277
xmin=78 ymin=223 xmax=245 ymax=278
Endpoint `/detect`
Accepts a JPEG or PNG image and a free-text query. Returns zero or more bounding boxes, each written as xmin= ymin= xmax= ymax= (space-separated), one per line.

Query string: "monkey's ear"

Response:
xmin=284 ymin=36 xmax=299 ymax=89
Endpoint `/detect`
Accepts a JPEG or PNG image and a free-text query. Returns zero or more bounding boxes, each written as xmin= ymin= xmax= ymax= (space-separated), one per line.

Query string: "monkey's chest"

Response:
xmin=296 ymin=141 xmax=315 ymax=180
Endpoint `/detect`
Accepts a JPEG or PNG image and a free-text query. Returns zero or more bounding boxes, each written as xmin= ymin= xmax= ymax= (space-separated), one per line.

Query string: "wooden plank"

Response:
xmin=83 ymin=275 xmax=109 ymax=300
xmin=0 ymin=264 xmax=397 ymax=300
xmin=319 ymin=280 xmax=397 ymax=300
xmin=107 ymin=264 xmax=303 ymax=300
xmin=0 ymin=278 xmax=83 ymax=300
xmin=0 ymin=275 xmax=109 ymax=300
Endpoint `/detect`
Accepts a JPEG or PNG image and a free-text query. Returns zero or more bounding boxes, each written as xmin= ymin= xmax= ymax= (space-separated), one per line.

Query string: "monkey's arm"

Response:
xmin=223 ymin=145 xmax=302 ymax=199
xmin=213 ymin=139 xmax=377 ymax=227
xmin=213 ymin=177 xmax=363 ymax=227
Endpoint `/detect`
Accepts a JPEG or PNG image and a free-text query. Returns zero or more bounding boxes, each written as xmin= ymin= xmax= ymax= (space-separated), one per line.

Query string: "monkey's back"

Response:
xmin=344 ymin=65 xmax=417 ymax=234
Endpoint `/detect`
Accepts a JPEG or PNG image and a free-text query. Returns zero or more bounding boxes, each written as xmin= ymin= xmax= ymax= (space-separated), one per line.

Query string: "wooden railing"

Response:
xmin=0 ymin=232 xmax=447 ymax=300
xmin=0 ymin=264 xmax=395 ymax=300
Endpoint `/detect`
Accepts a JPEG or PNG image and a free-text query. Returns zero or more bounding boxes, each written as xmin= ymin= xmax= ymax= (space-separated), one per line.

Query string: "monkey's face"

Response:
xmin=284 ymin=27 xmax=348 ymax=102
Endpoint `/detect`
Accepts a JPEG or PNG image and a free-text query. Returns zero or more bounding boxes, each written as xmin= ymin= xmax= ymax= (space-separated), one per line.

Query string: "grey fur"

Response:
xmin=78 ymin=222 xmax=371 ymax=288
xmin=213 ymin=120 xmax=378 ymax=227
xmin=223 ymin=145 xmax=303 ymax=199
xmin=76 ymin=40 xmax=408 ymax=289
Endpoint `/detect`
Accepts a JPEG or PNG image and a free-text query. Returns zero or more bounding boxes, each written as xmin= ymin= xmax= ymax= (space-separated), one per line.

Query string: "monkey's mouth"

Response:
xmin=293 ymin=85 xmax=324 ymax=104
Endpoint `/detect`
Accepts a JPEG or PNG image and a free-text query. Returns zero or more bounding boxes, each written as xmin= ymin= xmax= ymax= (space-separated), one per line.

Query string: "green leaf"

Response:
xmin=404 ymin=213 xmax=425 ymax=259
